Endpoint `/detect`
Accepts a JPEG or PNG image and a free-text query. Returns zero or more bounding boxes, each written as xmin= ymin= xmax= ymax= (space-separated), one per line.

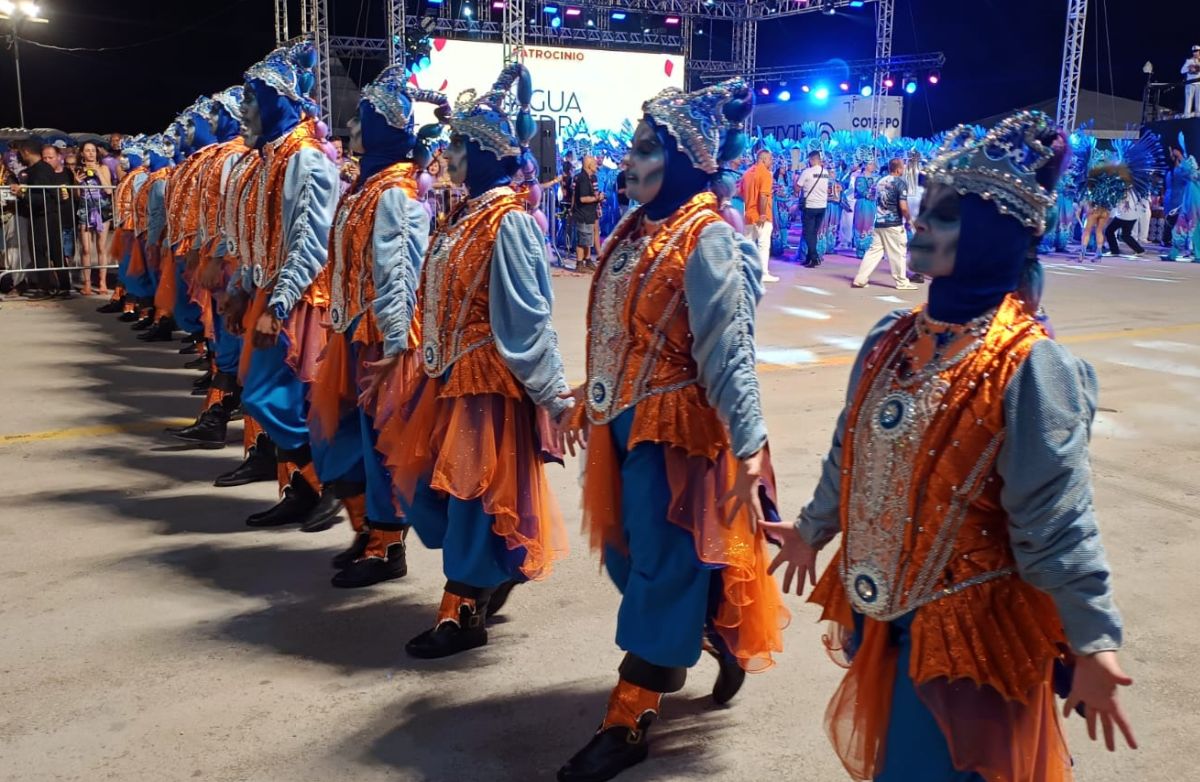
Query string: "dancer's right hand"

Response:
xmin=553 ymin=387 xmax=587 ymax=457
xmin=1064 ymin=651 xmax=1138 ymax=752
xmin=760 ymin=521 xmax=818 ymax=597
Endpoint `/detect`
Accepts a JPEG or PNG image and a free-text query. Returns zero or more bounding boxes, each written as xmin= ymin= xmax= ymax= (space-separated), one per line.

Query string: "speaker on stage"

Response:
xmin=531 ymin=119 xmax=558 ymax=184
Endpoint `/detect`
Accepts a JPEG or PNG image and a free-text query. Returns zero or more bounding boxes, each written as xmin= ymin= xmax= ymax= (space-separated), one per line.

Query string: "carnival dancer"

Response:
xmin=163 ymin=106 xmax=211 ymax=354
xmin=169 ymin=87 xmax=252 ymax=448
xmin=374 ymin=63 xmax=571 ymax=658
xmin=766 ymin=111 xmax=1135 ymax=781
xmin=308 ymin=65 xmax=448 ymax=584
xmin=99 ymin=136 xmax=149 ymax=319
xmin=132 ymin=134 xmax=178 ymax=342
xmin=221 ymin=39 xmax=341 ymax=529
xmin=124 ymin=136 xmax=164 ymax=329
xmin=555 ymin=78 xmax=788 ymax=782
xmin=851 ymin=160 xmax=879 ymax=258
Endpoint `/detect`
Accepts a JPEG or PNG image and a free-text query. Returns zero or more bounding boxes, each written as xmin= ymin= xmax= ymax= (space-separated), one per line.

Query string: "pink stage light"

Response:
xmin=492 ymin=1 xmax=505 ymax=8
xmin=664 ymin=15 xmax=681 ymax=24
xmin=883 ymin=75 xmax=895 ymax=89
xmin=928 ymin=71 xmax=941 ymax=84
xmin=839 ymin=81 xmax=850 ymax=91
xmin=564 ymin=6 xmax=582 ymax=15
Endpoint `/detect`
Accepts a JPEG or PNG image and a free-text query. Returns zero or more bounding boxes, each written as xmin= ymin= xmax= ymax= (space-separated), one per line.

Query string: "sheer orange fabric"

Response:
xmin=243 ymin=415 xmax=263 ymax=453
xmin=823 ymin=618 xmax=899 ymax=780
xmin=309 ymin=331 xmax=356 ymax=446
xmin=601 ymin=679 xmax=663 ymax=731
xmin=343 ymin=494 xmax=367 ymax=533
xmin=153 ymin=253 xmax=176 ymax=319
xmin=126 ymin=236 xmax=147 ymax=277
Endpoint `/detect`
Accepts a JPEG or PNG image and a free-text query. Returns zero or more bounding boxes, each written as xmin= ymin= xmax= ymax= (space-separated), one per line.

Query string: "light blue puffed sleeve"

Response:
xmin=146 ymin=177 xmax=168 ymax=248
xmin=489 ymin=210 xmax=571 ymax=419
xmin=372 ymin=187 xmax=430 ymax=357
xmin=683 ymin=220 xmax=767 ymax=460
xmin=268 ymin=146 xmax=338 ymax=317
xmin=204 ymin=153 xmax=240 ymax=256
xmin=795 ymin=310 xmax=907 ymax=549
xmin=998 ymin=338 xmax=1123 ymax=655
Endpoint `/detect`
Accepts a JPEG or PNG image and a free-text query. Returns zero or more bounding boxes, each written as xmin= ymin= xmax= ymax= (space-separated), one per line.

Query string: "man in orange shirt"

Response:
xmin=740 ymin=149 xmax=779 ymax=283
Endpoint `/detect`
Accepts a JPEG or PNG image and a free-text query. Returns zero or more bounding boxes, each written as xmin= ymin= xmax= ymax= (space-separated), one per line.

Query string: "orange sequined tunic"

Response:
xmin=196 ymin=139 xmax=249 ymax=256
xmin=327 ymin=162 xmax=420 ymax=347
xmin=133 ymin=167 xmax=171 ymax=236
xmin=113 ymin=165 xmax=145 ymax=231
xmin=165 ymin=144 xmax=222 ymax=252
xmin=579 ymin=192 xmax=788 ymax=673
xmin=808 ymin=294 xmax=1072 ymax=781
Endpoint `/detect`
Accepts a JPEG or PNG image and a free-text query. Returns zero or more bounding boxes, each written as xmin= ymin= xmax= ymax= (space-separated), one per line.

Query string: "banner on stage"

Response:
xmin=410 ymin=40 xmax=685 ymax=138
xmin=752 ymin=95 xmax=905 ymax=140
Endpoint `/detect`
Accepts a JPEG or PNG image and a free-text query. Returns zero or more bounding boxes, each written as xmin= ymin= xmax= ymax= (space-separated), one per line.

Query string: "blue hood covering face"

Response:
xmin=464 ymin=137 xmax=516 ymax=198
xmin=189 ymin=112 xmax=218 ymax=150
xmin=642 ymin=119 xmax=711 ymax=221
xmin=213 ymin=106 xmax=243 ymax=143
xmin=927 ymin=193 xmax=1030 ymax=324
xmin=125 ymin=153 xmax=144 ymax=170
xmin=249 ymin=78 xmax=303 ymax=147
xmin=355 ymin=103 xmax=415 ymax=188
xmin=148 ymin=151 xmax=172 ymax=172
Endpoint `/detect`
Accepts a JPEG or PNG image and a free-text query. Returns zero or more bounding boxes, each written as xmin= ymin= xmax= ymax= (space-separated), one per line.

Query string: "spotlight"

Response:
xmin=0 ymin=0 xmax=16 ymax=12
xmin=492 ymin=1 xmax=505 ymax=9
xmin=551 ymin=15 xmax=562 ymax=26
xmin=778 ymin=90 xmax=792 ymax=102
xmin=664 ymin=15 xmax=680 ymax=24
xmin=849 ymin=0 xmax=865 ymax=6
xmin=928 ymin=70 xmax=941 ymax=85
xmin=19 ymin=0 xmax=39 ymax=15
xmin=813 ymin=85 xmax=830 ymax=101
xmin=428 ymin=0 xmax=444 ymax=5
xmin=586 ymin=18 xmax=594 ymax=25
xmin=543 ymin=4 xmax=558 ymax=12
xmin=697 ymin=28 xmax=704 ymax=35
xmin=860 ymin=84 xmax=873 ymax=97
xmin=800 ymin=84 xmax=810 ymax=93
xmin=462 ymin=4 xmax=473 ymax=17
xmin=882 ymin=74 xmax=895 ymax=89
xmin=565 ymin=6 xmax=582 ymax=15
xmin=610 ymin=10 xmax=626 ymax=19
xmin=643 ymin=27 xmax=650 ymax=33
xmin=760 ymin=86 xmax=770 ymax=96
xmin=903 ymin=75 xmax=918 ymax=94
xmin=839 ymin=81 xmax=850 ymax=92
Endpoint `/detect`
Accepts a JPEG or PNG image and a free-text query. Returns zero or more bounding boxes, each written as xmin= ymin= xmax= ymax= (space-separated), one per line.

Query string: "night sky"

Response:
xmin=0 ymin=0 xmax=1189 ymax=137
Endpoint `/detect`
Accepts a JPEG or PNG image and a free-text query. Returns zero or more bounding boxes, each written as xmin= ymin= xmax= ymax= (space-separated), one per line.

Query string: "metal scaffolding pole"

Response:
xmin=305 ymin=0 xmax=332 ymax=124
xmin=503 ymin=0 xmax=527 ymax=64
xmin=869 ymin=0 xmax=893 ymax=137
xmin=1056 ymin=0 xmax=1088 ymax=131
xmin=275 ymin=0 xmax=290 ymax=45
xmin=387 ymin=0 xmax=404 ymax=65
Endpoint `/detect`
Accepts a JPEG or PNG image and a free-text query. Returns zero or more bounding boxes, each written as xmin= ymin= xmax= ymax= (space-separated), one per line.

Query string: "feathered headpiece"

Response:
xmin=922 ymin=110 xmax=1059 ymax=234
xmin=121 ymin=135 xmax=148 ymax=161
xmin=211 ymin=86 xmax=246 ymax=125
xmin=244 ymin=37 xmax=320 ymax=117
xmin=144 ymin=133 xmax=176 ymax=159
xmin=641 ymin=77 xmax=753 ymax=174
xmin=362 ymin=63 xmax=450 ymax=132
xmin=1110 ymin=133 xmax=1165 ymax=200
xmin=450 ymin=63 xmax=536 ymax=160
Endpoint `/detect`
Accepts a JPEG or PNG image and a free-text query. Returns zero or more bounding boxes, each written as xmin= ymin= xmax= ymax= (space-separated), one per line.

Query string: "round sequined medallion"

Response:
xmin=423 ymin=345 xmax=436 ymax=369
xmin=252 ymin=264 xmax=264 ymax=287
xmin=874 ymin=392 xmax=912 ymax=440
xmin=611 ymin=251 xmax=630 ymax=273
xmin=330 ymin=304 xmax=344 ymax=331
xmin=846 ymin=562 xmax=891 ymax=617
xmin=590 ymin=380 xmax=609 ymax=406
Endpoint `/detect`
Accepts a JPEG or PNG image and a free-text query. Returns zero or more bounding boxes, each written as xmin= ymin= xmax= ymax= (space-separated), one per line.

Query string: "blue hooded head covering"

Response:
xmin=642 ymin=119 xmax=711 ymax=221
xmin=356 ymin=102 xmax=415 ymax=187
xmin=148 ymin=149 xmax=172 ymax=172
xmin=188 ymin=111 xmax=218 ymax=150
xmin=927 ymin=194 xmax=1029 ymax=323
xmin=213 ymin=105 xmax=242 ymax=143
xmin=248 ymin=79 xmax=303 ymax=148
xmin=463 ymin=137 xmax=517 ymax=197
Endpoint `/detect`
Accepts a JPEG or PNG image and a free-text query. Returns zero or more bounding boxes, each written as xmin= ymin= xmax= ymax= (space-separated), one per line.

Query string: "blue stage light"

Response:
xmin=550 ymin=15 xmax=562 ymax=26
xmin=860 ymin=84 xmax=873 ymax=97
xmin=903 ymin=77 xmax=918 ymax=94
xmin=610 ymin=10 xmax=626 ymax=19
xmin=813 ymin=85 xmax=830 ymax=101
xmin=778 ymin=90 xmax=792 ymax=102
xmin=544 ymin=4 xmax=559 ymax=12
xmin=849 ymin=0 xmax=865 ymax=6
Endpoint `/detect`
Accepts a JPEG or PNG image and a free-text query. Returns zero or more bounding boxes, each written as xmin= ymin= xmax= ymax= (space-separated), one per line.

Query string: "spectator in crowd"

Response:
xmin=573 ymin=154 xmax=603 ymax=271
xmin=74 ymin=141 xmax=114 ymax=295
xmin=1164 ymin=146 xmax=1186 ymax=245
xmin=852 ymin=157 xmax=919 ymax=290
xmin=741 ymin=148 xmax=779 ymax=282
xmin=1183 ymin=44 xmax=1200 ymax=118
xmin=15 ymin=140 xmax=72 ymax=299
xmin=100 ymin=140 xmax=122 ymax=184
xmin=615 ymin=156 xmax=630 ymax=213
xmin=795 ymin=149 xmax=830 ymax=268
xmin=559 ymin=150 xmax=576 ymax=253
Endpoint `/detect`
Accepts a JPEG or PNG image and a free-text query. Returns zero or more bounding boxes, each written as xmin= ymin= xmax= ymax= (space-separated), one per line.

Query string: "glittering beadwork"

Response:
xmin=923 ymin=110 xmax=1057 ymax=234
xmin=328 ymin=189 xmax=362 ymax=332
xmin=361 ymin=63 xmax=450 ymax=132
xmin=842 ymin=309 xmax=1013 ymax=621
xmin=451 ymin=64 xmax=532 ymax=160
xmin=642 ymin=77 xmax=749 ymax=175
xmin=211 ymin=86 xmax=246 ymax=127
xmin=420 ymin=186 xmax=515 ymax=377
xmin=244 ymin=38 xmax=319 ymax=116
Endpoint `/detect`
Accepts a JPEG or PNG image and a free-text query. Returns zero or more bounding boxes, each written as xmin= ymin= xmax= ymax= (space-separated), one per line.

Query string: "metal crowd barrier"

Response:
xmin=1 ymin=183 xmax=118 ymax=289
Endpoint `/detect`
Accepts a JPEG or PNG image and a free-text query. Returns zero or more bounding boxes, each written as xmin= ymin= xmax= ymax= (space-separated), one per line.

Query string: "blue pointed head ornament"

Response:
xmin=450 ymin=62 xmax=536 ymax=162
xmin=360 ymin=63 xmax=450 ymax=168
xmin=641 ymin=77 xmax=753 ymax=176
xmin=244 ymin=37 xmax=320 ymax=118
xmin=211 ymin=85 xmax=246 ymax=131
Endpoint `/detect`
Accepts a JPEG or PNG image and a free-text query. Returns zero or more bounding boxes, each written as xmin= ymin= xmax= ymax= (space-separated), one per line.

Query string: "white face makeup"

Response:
xmin=908 ymin=182 xmax=961 ymax=278
xmin=624 ymin=120 xmax=665 ymax=206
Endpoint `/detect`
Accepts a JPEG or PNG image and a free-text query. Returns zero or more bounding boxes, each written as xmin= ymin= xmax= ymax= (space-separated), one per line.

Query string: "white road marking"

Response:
xmin=795 ymin=285 xmax=834 ymax=296
xmin=875 ymin=295 xmax=904 ymax=303
xmin=1131 ymin=341 xmax=1198 ymax=353
xmin=818 ymin=334 xmax=865 ymax=351
xmin=1108 ymin=356 xmax=1200 ymax=379
xmin=1126 ymin=276 xmax=1174 ymax=283
xmin=780 ymin=306 xmax=833 ymax=321
xmin=757 ymin=347 xmax=819 ymax=365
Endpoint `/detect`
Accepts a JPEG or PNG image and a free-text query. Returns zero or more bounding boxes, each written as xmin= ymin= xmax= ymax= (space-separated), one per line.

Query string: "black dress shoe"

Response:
xmin=137 ymin=321 xmax=175 ymax=342
xmin=97 ymin=299 xmax=124 ymax=313
xmin=184 ymin=354 xmax=210 ymax=371
xmin=214 ymin=442 xmax=277 ymax=488
xmin=297 ymin=489 xmax=343 ymax=533
xmin=707 ymin=647 xmax=746 ymax=706
xmin=118 ymin=310 xmax=141 ymax=322
xmin=245 ymin=473 xmax=320 ymax=527
xmin=331 ymin=530 xmax=371 ymax=569
xmin=330 ymin=539 xmax=408 ymax=588
xmin=486 ymin=579 xmax=520 ymax=619
xmin=228 ymin=405 xmax=244 ymax=422
xmin=405 ymin=602 xmax=489 ymax=659
xmin=179 ymin=341 xmax=201 ymax=355
xmin=557 ymin=719 xmax=653 ymax=782
xmin=172 ymin=407 xmax=229 ymax=449
xmin=131 ymin=315 xmax=155 ymax=331
xmin=192 ymin=369 xmax=213 ymax=388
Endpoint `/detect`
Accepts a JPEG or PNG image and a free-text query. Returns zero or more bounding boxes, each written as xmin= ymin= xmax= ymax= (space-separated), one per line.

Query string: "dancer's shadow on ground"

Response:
xmin=347 ymin=683 xmax=730 ymax=782
xmin=17 ymin=486 xmax=273 ymax=536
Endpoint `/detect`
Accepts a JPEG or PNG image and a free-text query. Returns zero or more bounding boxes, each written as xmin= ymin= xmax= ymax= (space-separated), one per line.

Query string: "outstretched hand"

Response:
xmin=761 ymin=520 xmax=819 ymax=596
xmin=359 ymin=354 xmax=399 ymax=407
xmin=552 ymin=386 xmax=587 ymax=457
xmin=1063 ymin=651 xmax=1137 ymax=752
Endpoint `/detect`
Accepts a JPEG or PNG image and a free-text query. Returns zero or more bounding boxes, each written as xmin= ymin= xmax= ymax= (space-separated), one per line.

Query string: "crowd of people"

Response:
xmin=7 ymin=36 xmax=1148 ymax=782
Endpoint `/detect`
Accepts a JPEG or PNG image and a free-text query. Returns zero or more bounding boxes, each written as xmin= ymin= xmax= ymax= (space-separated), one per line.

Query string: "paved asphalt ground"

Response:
xmin=2 ymin=250 xmax=1198 ymax=782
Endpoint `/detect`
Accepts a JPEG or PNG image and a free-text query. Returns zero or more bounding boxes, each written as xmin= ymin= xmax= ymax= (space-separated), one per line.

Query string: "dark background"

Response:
xmin=0 ymin=0 xmax=1190 ymax=137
